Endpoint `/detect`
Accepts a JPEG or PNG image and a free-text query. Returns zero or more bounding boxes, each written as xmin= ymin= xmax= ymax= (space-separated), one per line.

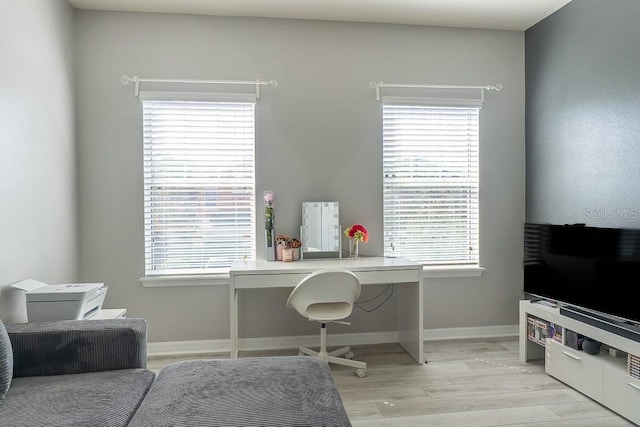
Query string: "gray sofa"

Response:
xmin=0 ymin=318 xmax=351 ymax=427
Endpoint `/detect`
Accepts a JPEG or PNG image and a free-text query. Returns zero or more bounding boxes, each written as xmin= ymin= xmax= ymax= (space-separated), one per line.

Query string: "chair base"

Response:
xmin=298 ymin=324 xmax=367 ymax=377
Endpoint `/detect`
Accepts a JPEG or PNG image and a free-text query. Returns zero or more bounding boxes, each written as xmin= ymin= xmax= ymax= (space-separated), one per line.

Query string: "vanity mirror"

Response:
xmin=300 ymin=202 xmax=341 ymax=259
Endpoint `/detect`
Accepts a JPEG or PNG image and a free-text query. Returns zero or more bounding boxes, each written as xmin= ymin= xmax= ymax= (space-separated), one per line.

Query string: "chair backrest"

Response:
xmin=286 ymin=269 xmax=361 ymax=322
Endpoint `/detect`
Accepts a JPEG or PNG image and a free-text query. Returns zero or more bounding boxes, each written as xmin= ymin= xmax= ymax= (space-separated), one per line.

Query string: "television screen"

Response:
xmin=524 ymin=222 xmax=640 ymax=326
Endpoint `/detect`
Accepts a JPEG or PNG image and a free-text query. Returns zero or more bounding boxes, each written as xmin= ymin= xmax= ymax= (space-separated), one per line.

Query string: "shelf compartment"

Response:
xmin=527 ymin=316 xmax=547 ymax=346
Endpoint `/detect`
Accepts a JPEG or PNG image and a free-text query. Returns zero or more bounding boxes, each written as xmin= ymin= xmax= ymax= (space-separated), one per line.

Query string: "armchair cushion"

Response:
xmin=0 ymin=319 xmax=12 ymax=400
xmin=6 ymin=318 xmax=148 ymax=378
xmin=2 ymin=369 xmax=155 ymax=427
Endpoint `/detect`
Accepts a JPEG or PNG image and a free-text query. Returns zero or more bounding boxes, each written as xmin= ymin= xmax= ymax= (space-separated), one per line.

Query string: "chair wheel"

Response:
xmin=344 ymin=351 xmax=354 ymax=360
xmin=356 ymin=369 xmax=367 ymax=378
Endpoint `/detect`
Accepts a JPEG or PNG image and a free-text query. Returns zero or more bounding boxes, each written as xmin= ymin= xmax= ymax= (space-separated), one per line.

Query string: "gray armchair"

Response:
xmin=2 ymin=319 xmax=155 ymax=427
xmin=1 ymin=318 xmax=352 ymax=427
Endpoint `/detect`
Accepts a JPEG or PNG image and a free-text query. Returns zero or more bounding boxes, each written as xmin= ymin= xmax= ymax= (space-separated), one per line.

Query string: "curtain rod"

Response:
xmin=121 ymin=75 xmax=278 ymax=99
xmin=369 ymin=81 xmax=502 ymax=101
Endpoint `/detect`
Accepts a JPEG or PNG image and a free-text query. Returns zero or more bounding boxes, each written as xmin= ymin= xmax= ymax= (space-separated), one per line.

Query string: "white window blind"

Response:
xmin=383 ymin=103 xmax=479 ymax=265
xmin=142 ymin=98 xmax=256 ymax=276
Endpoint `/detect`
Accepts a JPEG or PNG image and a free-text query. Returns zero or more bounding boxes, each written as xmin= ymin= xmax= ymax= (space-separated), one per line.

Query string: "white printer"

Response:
xmin=11 ymin=280 xmax=108 ymax=322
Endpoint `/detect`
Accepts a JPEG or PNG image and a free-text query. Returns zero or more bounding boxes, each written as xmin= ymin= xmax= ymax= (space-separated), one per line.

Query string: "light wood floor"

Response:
xmin=147 ymin=337 xmax=637 ymax=426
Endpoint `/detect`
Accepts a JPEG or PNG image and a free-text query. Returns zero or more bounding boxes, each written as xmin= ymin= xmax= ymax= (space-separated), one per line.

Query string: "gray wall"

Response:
xmin=75 ymin=11 xmax=526 ymax=343
xmin=526 ymin=0 xmax=640 ymax=227
xmin=0 ymin=0 xmax=78 ymax=323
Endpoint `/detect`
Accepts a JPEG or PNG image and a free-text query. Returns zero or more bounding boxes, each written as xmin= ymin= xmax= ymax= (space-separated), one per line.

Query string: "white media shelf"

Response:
xmin=519 ymin=300 xmax=640 ymax=424
xmin=89 ymin=308 xmax=127 ymax=320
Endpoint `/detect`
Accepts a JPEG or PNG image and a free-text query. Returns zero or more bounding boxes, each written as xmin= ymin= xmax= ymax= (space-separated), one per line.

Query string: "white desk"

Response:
xmin=229 ymin=257 xmax=424 ymax=364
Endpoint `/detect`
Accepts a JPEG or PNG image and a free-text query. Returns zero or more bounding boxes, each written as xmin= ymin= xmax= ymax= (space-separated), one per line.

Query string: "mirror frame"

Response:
xmin=300 ymin=201 xmax=342 ymax=259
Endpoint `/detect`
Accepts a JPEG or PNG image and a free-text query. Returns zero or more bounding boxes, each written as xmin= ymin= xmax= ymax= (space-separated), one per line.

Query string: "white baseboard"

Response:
xmin=148 ymin=324 xmax=518 ymax=357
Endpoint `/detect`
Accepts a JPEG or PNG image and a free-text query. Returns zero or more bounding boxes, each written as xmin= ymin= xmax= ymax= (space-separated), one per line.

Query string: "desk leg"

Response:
xmin=397 ymin=277 xmax=424 ymax=365
xmin=230 ymin=287 xmax=239 ymax=358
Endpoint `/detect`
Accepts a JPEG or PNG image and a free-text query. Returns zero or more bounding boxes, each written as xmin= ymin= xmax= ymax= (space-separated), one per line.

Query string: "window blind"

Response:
xmin=142 ymin=98 xmax=256 ymax=275
xmin=383 ymin=104 xmax=479 ymax=265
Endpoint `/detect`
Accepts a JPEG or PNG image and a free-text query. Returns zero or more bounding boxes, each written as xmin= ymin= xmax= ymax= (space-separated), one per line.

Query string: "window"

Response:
xmin=383 ymin=103 xmax=479 ymax=266
xmin=142 ymin=96 xmax=255 ymax=276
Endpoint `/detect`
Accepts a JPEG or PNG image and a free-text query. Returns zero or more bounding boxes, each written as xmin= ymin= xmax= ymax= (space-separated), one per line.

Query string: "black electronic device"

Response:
xmin=565 ymin=330 xmax=583 ymax=350
xmin=524 ymin=222 xmax=640 ymax=341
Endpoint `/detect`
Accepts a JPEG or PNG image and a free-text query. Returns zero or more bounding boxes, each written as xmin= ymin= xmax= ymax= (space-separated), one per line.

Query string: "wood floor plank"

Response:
xmin=332 ymin=372 xmax=452 ymax=392
xmin=559 ymin=388 xmax=592 ymax=402
xmin=437 ymin=365 xmax=554 ymax=385
xmin=463 ymin=357 xmax=545 ymax=373
xmin=545 ymin=401 xmax=627 ymax=420
xmin=343 ymin=403 xmax=384 ymax=420
xmin=500 ymin=339 xmax=521 ymax=352
xmin=337 ymin=386 xmax=428 ymax=404
xmin=524 ymin=416 xmax=637 ymax=426
xmin=426 ymin=350 xmax=521 ymax=363
xmin=422 ymin=375 xmax=568 ymax=399
xmin=420 ymin=361 xmax=475 ymax=374
xmin=350 ymin=405 xmax=562 ymax=426
xmin=377 ymin=389 xmax=581 ymax=418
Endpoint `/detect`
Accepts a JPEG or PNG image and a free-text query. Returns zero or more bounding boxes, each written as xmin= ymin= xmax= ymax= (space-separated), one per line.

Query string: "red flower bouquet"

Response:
xmin=344 ymin=224 xmax=368 ymax=259
xmin=344 ymin=224 xmax=369 ymax=243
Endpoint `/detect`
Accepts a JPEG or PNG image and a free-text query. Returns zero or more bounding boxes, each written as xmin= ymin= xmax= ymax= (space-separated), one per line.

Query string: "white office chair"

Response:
xmin=286 ymin=268 xmax=367 ymax=378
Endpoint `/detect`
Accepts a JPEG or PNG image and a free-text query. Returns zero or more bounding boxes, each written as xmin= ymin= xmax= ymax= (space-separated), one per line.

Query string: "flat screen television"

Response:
xmin=524 ymin=222 xmax=640 ymax=340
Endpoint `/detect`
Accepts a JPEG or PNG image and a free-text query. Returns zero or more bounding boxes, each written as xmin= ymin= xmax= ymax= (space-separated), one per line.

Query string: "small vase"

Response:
xmin=349 ymin=239 xmax=359 ymax=259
